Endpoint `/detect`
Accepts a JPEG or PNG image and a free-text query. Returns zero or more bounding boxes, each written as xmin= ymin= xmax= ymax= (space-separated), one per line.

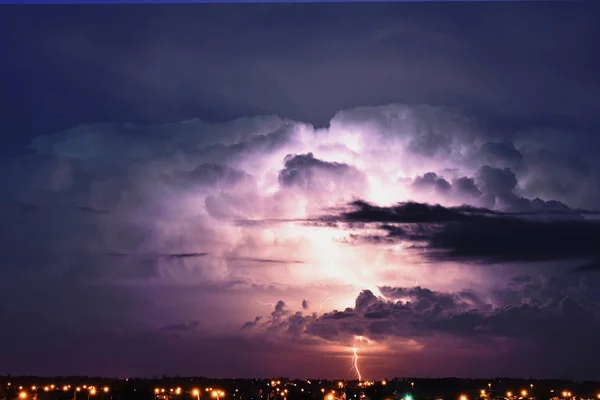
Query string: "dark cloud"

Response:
xmin=241 ymin=316 xmax=263 ymax=330
xmin=246 ymin=277 xmax=600 ymax=379
xmin=278 ymin=152 xmax=366 ymax=195
xmin=320 ymin=200 xmax=600 ymax=266
xmin=475 ymin=165 xmax=518 ymax=203
xmin=477 ymin=142 xmax=524 ymax=171
xmin=452 ymin=176 xmax=482 ymax=198
xmin=412 ymin=172 xmax=451 ymax=194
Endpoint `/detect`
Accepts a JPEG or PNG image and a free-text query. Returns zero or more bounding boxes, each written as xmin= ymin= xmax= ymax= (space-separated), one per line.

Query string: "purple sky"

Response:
xmin=1 ymin=2 xmax=600 ymax=380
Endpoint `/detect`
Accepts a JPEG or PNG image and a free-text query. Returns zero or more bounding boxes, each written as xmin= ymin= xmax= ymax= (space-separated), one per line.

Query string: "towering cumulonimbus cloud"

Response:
xmin=2 ymin=103 xmax=600 ymax=378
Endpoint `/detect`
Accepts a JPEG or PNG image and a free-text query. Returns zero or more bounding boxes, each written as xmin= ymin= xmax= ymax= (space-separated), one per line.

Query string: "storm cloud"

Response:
xmin=1 ymin=0 xmax=599 ymax=379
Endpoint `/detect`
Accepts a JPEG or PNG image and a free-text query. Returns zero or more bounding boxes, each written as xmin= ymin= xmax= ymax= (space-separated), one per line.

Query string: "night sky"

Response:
xmin=1 ymin=1 xmax=600 ymax=380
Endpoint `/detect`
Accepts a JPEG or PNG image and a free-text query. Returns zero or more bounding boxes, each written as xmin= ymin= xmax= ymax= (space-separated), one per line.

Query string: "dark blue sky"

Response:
xmin=1 ymin=2 xmax=599 ymax=158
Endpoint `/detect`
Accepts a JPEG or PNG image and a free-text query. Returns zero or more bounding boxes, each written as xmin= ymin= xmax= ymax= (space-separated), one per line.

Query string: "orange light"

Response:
xmin=460 ymin=395 xmax=468 ymax=400
xmin=63 ymin=386 xmax=69 ymax=391
xmin=155 ymin=388 xmax=160 ymax=394
xmin=507 ymin=392 xmax=513 ymax=398
xmin=77 ymin=387 xmax=81 ymax=392
xmin=193 ymin=389 xmax=200 ymax=396
xmin=44 ymin=387 xmax=50 ymax=392
xmin=521 ymin=390 xmax=528 ymax=397
xmin=175 ymin=388 xmax=182 ymax=395
xmin=31 ymin=386 xmax=36 ymax=391
xmin=19 ymin=392 xmax=27 ymax=399
xmin=103 ymin=387 xmax=109 ymax=393
xmin=90 ymin=388 xmax=97 ymax=396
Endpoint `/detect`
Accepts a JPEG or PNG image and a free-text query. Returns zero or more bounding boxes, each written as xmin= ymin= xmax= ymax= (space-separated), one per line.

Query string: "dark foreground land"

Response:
xmin=1 ymin=377 xmax=599 ymax=400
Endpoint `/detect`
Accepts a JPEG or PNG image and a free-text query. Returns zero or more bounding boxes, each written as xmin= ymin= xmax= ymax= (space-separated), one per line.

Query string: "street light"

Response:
xmin=193 ymin=389 xmax=201 ymax=400
xmin=19 ymin=392 xmax=28 ymax=399
xmin=506 ymin=392 xmax=512 ymax=399
xmin=521 ymin=390 xmax=528 ymax=398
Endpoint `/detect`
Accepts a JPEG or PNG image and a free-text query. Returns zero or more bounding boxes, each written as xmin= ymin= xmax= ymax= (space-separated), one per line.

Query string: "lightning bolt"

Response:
xmin=350 ymin=335 xmax=363 ymax=381
xmin=317 ymin=296 xmax=332 ymax=313
xmin=352 ymin=347 xmax=362 ymax=381
xmin=257 ymin=301 xmax=277 ymax=307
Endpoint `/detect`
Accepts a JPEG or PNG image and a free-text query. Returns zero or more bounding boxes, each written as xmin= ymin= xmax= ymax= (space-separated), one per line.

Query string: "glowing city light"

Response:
xmin=19 ymin=392 xmax=27 ymax=399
